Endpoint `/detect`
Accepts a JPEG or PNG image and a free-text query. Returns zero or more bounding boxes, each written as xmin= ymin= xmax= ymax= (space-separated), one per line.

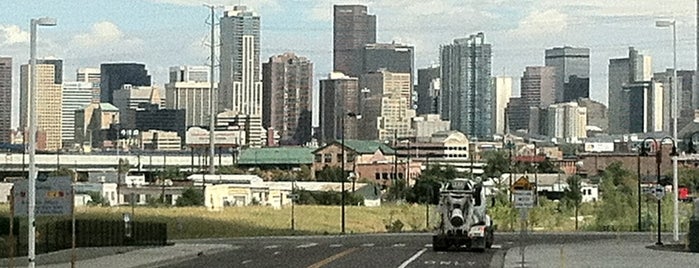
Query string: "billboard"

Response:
xmin=185 ymin=127 xmax=241 ymax=145
xmin=584 ymin=142 xmax=614 ymax=152
xmin=13 ymin=176 xmax=73 ymax=216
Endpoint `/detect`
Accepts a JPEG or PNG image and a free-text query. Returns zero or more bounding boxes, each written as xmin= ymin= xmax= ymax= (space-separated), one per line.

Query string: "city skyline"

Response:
xmin=1 ymin=0 xmax=697 ymax=129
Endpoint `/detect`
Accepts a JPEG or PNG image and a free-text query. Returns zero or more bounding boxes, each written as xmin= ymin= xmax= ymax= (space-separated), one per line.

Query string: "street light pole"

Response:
xmin=656 ymin=18 xmax=680 ymax=242
xmin=637 ymin=150 xmax=642 ymax=232
xmin=28 ymin=17 xmax=56 ymax=268
xmin=341 ymin=111 xmax=346 ymax=235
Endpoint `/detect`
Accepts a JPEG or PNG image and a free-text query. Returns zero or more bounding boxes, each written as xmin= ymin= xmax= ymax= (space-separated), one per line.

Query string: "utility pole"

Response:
xmin=205 ymin=4 xmax=218 ymax=176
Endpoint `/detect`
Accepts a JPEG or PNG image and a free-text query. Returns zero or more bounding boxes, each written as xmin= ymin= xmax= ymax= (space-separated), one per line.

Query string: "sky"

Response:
xmin=1 ymin=0 xmax=698 ymax=128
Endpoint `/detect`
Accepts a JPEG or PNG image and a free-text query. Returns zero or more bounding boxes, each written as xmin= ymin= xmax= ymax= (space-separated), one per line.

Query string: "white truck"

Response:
xmin=432 ymin=178 xmax=494 ymax=251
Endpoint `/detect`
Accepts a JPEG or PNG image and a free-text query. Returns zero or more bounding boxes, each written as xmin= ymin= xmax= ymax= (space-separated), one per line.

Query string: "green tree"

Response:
xmin=218 ymin=166 xmax=246 ymax=174
xmin=86 ymin=191 xmax=108 ymax=206
xmin=295 ymin=165 xmax=313 ymax=181
xmin=49 ymin=167 xmax=76 ymax=178
xmin=564 ymin=175 xmax=583 ymax=230
xmin=482 ymin=150 xmax=509 ymax=179
xmin=156 ymin=166 xmax=183 ymax=181
xmin=537 ymin=158 xmax=558 ymax=173
xmin=315 ymin=166 xmax=345 ymax=182
xmin=176 ymin=188 xmax=204 ymax=207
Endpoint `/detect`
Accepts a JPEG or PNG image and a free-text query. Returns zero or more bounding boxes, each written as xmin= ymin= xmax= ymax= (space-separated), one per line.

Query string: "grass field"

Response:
xmin=0 ymin=204 xmax=436 ymax=240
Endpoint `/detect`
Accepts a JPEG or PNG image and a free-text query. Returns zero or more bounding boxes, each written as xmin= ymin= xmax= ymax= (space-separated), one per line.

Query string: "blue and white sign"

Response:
xmin=13 ymin=176 xmax=73 ymax=216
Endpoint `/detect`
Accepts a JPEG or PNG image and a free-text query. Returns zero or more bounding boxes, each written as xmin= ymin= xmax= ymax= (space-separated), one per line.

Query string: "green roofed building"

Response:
xmin=237 ymin=147 xmax=315 ymax=170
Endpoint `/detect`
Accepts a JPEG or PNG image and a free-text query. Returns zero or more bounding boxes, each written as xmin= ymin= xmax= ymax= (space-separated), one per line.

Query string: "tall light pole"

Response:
xmin=656 ymin=19 xmax=680 ymax=242
xmin=28 ymin=17 xmax=57 ymax=268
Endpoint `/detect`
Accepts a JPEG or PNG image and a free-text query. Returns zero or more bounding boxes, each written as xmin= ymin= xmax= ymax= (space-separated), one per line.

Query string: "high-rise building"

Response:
xmin=169 ymin=65 xmax=209 ymax=83
xmin=608 ymin=47 xmax=653 ymax=134
xmin=112 ymin=84 xmax=163 ymax=129
xmin=359 ymin=70 xmax=415 ymax=140
xmin=20 ymin=60 xmax=63 ymax=151
xmin=506 ymin=97 xmax=527 ymax=132
xmin=62 ymin=82 xmax=95 ymax=146
xmin=361 ymin=43 xmax=414 ymax=88
xmin=0 ymin=57 xmax=11 ymax=143
xmin=219 ymin=5 xmax=263 ymax=146
xmin=100 ymin=63 xmax=151 ymax=104
xmin=654 ymin=69 xmax=696 ymax=132
xmin=215 ymin=110 xmax=263 ymax=148
xmin=262 ymin=52 xmax=313 ymax=145
xmin=545 ymin=46 xmax=590 ymax=102
xmin=440 ymin=33 xmax=493 ymax=139
xmin=319 ymin=72 xmax=359 ymax=144
xmin=165 ymin=66 xmax=216 ymax=128
xmin=546 ymin=102 xmax=587 ymax=143
xmin=577 ymin=98 xmax=608 ymax=133
xmin=333 ymin=5 xmax=376 ymax=77
xmin=77 ymin=67 xmax=100 ymax=83
xmin=492 ymin=76 xmax=512 ymax=134
xmin=521 ymin=66 xmax=556 ymax=133
xmin=74 ymin=103 xmax=119 ymax=148
xmin=77 ymin=67 xmax=101 ymax=103
xmin=219 ymin=6 xmax=262 ymax=116
xmin=417 ymin=65 xmax=440 ymax=115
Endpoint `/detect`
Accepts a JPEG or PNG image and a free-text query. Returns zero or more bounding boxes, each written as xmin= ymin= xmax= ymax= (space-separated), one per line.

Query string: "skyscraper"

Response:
xmin=608 ymin=47 xmax=653 ymax=134
xmin=521 ymin=67 xmax=556 ymax=108
xmin=77 ymin=67 xmax=100 ymax=83
xmin=0 ymin=57 xmax=11 ymax=143
xmin=333 ymin=5 xmax=376 ymax=77
xmin=547 ymin=102 xmax=587 ymax=143
xmin=440 ymin=33 xmax=493 ymax=138
xmin=359 ymin=70 xmax=415 ymax=140
xmin=319 ymin=72 xmax=359 ymax=144
xmin=62 ymin=82 xmax=95 ymax=146
xmin=165 ymin=66 xmax=215 ymax=128
xmin=76 ymin=67 xmax=101 ymax=103
xmin=417 ymin=65 xmax=440 ymax=115
xmin=20 ymin=60 xmax=63 ymax=151
xmin=362 ymin=42 xmax=413 ymax=78
xmin=169 ymin=65 xmax=209 ymax=83
xmin=492 ymin=76 xmax=512 ymax=134
xmin=219 ymin=5 xmax=264 ymax=147
xmin=654 ymin=69 xmax=696 ymax=132
xmin=545 ymin=46 xmax=590 ymax=102
xmin=100 ymin=63 xmax=151 ymax=104
xmin=262 ymin=52 xmax=313 ymax=145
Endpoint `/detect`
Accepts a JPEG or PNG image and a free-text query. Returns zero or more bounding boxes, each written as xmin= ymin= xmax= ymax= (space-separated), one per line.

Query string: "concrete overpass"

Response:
xmin=0 ymin=152 xmax=235 ymax=174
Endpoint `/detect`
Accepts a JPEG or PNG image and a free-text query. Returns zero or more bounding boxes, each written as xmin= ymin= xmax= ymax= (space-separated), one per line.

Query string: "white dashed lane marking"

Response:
xmin=424 ymin=244 xmax=433 ymax=248
xmin=242 ymin=260 xmax=252 ymax=265
xmin=361 ymin=243 xmax=375 ymax=247
xmin=296 ymin=243 xmax=318 ymax=248
xmin=329 ymin=244 xmax=343 ymax=248
xmin=264 ymin=245 xmax=279 ymax=249
xmin=393 ymin=243 xmax=406 ymax=247
xmin=491 ymin=244 xmax=502 ymax=249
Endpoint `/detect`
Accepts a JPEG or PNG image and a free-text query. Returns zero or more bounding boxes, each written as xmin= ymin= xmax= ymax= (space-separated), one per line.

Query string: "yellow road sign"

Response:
xmin=512 ymin=176 xmax=533 ymax=191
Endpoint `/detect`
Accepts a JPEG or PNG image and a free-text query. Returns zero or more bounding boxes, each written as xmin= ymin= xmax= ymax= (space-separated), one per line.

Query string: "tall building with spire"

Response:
xmin=333 ymin=4 xmax=376 ymax=77
xmin=219 ymin=5 xmax=264 ymax=146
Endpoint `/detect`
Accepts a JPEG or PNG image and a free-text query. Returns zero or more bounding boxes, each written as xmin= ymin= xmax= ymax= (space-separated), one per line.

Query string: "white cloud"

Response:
xmin=0 ymin=24 xmax=29 ymax=46
xmin=149 ymin=0 xmax=279 ymax=10
xmin=72 ymin=21 xmax=130 ymax=48
xmin=512 ymin=9 xmax=568 ymax=36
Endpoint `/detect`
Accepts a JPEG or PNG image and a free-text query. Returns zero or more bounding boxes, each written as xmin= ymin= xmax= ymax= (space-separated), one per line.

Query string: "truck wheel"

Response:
xmin=485 ymin=229 xmax=494 ymax=248
xmin=433 ymin=235 xmax=448 ymax=251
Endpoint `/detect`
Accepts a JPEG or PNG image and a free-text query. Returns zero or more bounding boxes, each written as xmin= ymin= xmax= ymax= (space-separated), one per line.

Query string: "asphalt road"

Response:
xmin=162 ymin=232 xmax=625 ymax=268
